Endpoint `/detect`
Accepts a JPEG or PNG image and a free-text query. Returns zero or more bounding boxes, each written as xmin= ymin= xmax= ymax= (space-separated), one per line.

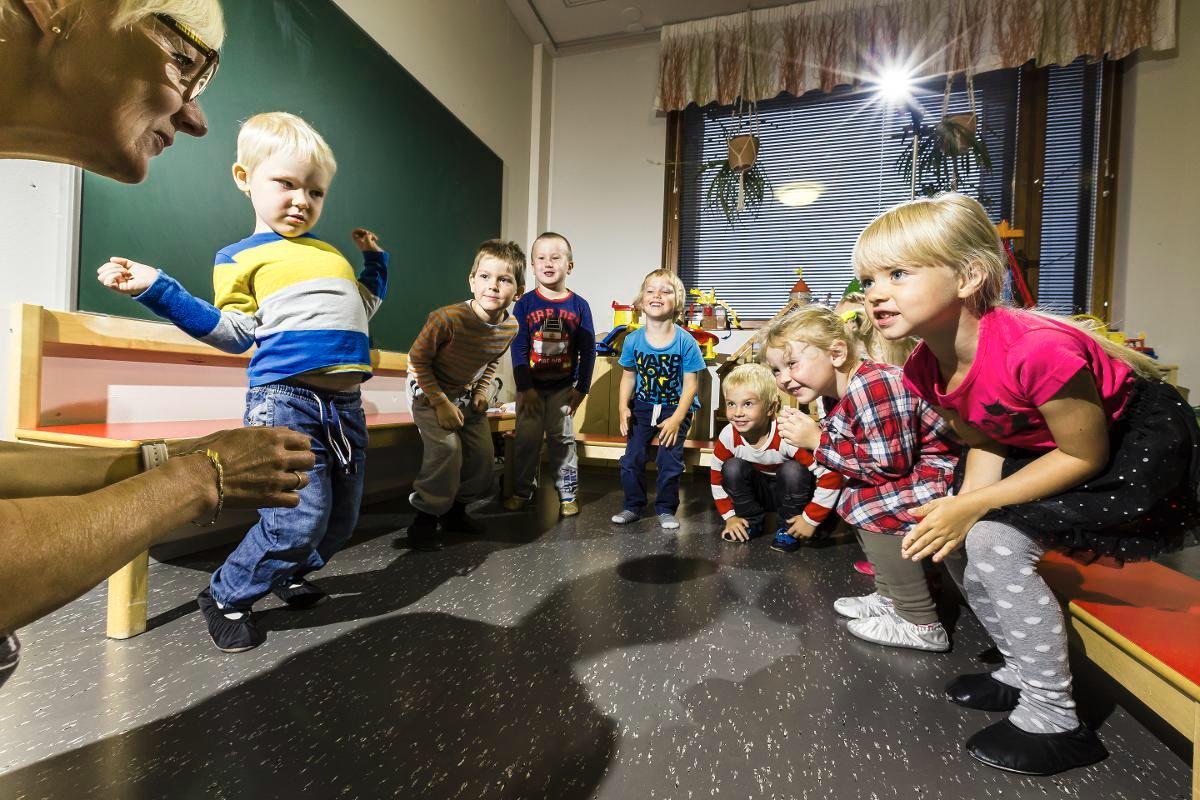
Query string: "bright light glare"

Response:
xmin=875 ymin=67 xmax=914 ymax=105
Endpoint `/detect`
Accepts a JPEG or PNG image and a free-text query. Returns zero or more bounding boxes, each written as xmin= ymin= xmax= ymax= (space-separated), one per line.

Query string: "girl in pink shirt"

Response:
xmin=853 ymin=193 xmax=1199 ymax=778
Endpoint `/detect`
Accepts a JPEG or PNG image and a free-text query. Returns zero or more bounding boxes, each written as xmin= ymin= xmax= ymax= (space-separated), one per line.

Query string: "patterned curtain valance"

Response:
xmin=656 ymin=0 xmax=1177 ymax=111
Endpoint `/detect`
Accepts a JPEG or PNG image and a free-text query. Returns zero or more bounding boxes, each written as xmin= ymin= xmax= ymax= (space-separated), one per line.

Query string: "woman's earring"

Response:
xmin=50 ymin=25 xmax=62 ymax=34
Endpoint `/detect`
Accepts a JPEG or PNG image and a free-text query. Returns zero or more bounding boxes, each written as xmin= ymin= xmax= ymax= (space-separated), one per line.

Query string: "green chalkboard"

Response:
xmin=78 ymin=0 xmax=502 ymax=350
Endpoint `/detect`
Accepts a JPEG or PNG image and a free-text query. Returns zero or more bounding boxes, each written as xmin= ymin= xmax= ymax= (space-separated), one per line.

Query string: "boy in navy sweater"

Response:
xmin=504 ymin=233 xmax=596 ymax=516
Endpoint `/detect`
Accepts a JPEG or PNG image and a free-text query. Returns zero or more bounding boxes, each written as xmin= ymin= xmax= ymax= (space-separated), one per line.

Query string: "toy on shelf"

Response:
xmin=997 ymin=220 xmax=1034 ymax=308
xmin=1071 ymin=314 xmax=1158 ymax=360
xmin=595 ymin=298 xmax=721 ymax=362
xmin=687 ymin=288 xmax=743 ymax=334
xmin=790 ymin=269 xmax=812 ymax=304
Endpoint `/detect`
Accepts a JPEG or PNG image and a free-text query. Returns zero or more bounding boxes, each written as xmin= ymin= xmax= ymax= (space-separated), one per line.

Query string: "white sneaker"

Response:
xmin=846 ymin=611 xmax=950 ymax=652
xmin=833 ymin=592 xmax=893 ymax=620
xmin=657 ymin=513 xmax=681 ymax=530
xmin=611 ymin=510 xmax=639 ymax=524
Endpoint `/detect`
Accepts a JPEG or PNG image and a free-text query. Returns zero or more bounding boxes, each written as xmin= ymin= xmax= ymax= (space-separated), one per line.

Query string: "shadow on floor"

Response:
xmin=0 ymin=556 xmax=735 ymax=799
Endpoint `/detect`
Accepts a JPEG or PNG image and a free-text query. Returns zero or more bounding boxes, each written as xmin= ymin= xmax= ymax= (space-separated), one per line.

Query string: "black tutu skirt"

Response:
xmin=954 ymin=378 xmax=1200 ymax=562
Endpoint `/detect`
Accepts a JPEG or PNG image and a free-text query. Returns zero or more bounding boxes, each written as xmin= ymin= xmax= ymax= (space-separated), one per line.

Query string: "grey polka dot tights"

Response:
xmin=945 ymin=520 xmax=1080 ymax=734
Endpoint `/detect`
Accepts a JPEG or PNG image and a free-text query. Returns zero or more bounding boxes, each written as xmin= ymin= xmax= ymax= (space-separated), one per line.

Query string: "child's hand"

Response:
xmin=470 ymin=394 xmax=490 ymax=415
xmin=902 ymin=495 xmax=987 ymax=562
xmin=619 ymin=406 xmax=633 ymax=437
xmin=518 ymin=388 xmax=543 ymax=416
xmin=782 ymin=514 xmax=817 ymax=540
xmin=657 ymin=415 xmax=683 ymax=448
xmin=777 ymin=410 xmax=821 ymax=450
xmin=97 ymin=257 xmax=158 ymax=296
xmin=567 ymin=389 xmax=586 ymax=415
xmin=721 ymin=516 xmax=751 ymax=542
xmin=351 ymin=228 xmax=383 ymax=252
xmin=434 ymin=398 xmax=465 ymax=431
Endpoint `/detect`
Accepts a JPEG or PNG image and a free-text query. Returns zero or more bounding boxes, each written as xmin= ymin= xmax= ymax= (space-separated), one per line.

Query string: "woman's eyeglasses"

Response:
xmin=149 ymin=13 xmax=220 ymax=103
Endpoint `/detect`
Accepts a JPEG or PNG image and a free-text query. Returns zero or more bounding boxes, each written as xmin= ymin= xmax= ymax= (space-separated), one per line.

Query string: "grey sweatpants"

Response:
xmin=511 ymin=385 xmax=579 ymax=501
xmin=944 ymin=520 xmax=1080 ymax=733
xmin=409 ymin=396 xmax=495 ymax=516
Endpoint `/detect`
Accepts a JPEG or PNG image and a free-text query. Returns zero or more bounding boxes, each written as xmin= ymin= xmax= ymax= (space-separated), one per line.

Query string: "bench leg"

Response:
xmin=106 ymin=550 xmax=149 ymax=639
xmin=1193 ymin=701 xmax=1198 ymax=800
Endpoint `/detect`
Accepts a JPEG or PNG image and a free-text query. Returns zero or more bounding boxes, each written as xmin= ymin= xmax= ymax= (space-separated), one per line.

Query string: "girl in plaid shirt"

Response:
xmin=852 ymin=193 xmax=1199 ymax=776
xmin=762 ymin=306 xmax=961 ymax=653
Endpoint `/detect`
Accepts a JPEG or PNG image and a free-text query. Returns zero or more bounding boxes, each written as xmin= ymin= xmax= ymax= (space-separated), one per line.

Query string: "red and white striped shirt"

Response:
xmin=709 ymin=420 xmax=844 ymax=526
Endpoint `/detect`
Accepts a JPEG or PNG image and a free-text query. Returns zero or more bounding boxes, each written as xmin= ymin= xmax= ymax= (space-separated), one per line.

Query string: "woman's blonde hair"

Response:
xmin=1 ymin=0 xmax=225 ymax=48
xmin=634 ymin=268 xmax=687 ymax=323
xmin=854 ymin=192 xmax=1160 ymax=379
xmin=764 ymin=304 xmax=859 ymax=363
xmin=237 ymin=112 xmax=337 ymax=181
xmin=721 ymin=363 xmax=781 ymax=412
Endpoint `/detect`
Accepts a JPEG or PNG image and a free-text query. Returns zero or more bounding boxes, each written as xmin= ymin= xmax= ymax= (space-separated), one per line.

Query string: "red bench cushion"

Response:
xmin=1041 ymin=551 xmax=1200 ymax=687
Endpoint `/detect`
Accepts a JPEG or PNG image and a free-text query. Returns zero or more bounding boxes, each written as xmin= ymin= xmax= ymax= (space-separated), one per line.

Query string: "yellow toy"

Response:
xmin=687 ymin=288 xmax=742 ymax=331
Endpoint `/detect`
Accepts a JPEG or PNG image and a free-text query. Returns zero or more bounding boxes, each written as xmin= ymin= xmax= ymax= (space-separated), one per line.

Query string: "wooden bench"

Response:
xmin=1041 ymin=552 xmax=1199 ymax=798
xmin=576 ymin=432 xmax=717 ymax=468
xmin=6 ymin=303 xmax=514 ymax=640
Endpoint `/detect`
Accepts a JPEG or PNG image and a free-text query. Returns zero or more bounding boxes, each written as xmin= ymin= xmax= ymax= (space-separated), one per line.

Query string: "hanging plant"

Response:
xmin=702 ymin=101 xmax=770 ymax=225
xmin=895 ymin=71 xmax=992 ymax=197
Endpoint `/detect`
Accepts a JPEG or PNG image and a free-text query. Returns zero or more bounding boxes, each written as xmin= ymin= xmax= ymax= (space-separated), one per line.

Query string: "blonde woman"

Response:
xmin=0 ymin=0 xmax=313 ymax=678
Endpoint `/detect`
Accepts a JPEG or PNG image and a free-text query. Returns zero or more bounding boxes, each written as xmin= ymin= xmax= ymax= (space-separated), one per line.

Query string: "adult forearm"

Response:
xmin=0 ymin=455 xmax=214 ymax=632
xmin=0 ymin=441 xmax=141 ymax=499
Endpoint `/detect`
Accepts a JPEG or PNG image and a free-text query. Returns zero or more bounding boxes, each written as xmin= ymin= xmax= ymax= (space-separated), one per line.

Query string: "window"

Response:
xmin=669 ymin=58 xmax=1115 ymax=321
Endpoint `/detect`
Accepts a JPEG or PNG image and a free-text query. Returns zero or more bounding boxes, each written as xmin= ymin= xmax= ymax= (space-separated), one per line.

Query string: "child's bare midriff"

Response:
xmin=289 ymin=371 xmax=365 ymax=392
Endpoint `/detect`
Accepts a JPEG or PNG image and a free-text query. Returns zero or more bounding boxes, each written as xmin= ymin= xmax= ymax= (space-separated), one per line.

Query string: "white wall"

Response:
xmin=548 ymin=40 xmax=666 ymax=324
xmin=1112 ymin=5 xmax=1200 ymax=390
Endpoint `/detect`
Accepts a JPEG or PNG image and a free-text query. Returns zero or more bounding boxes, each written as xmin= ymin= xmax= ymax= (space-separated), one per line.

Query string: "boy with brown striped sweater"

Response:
xmin=404 ymin=240 xmax=525 ymax=550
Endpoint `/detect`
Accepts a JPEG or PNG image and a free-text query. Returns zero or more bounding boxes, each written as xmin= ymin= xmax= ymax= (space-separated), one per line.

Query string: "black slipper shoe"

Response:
xmin=272 ymin=577 xmax=328 ymax=609
xmin=946 ymin=672 xmax=1021 ymax=711
xmin=966 ymin=720 xmax=1108 ymax=776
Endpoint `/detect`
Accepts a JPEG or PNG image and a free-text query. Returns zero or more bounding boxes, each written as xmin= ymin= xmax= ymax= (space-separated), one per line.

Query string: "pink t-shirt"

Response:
xmin=903 ymin=307 xmax=1134 ymax=451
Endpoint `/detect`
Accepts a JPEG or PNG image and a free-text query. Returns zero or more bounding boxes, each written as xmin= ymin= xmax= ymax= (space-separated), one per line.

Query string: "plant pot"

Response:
xmin=939 ymin=112 xmax=977 ymax=157
xmin=727 ymin=134 xmax=759 ymax=173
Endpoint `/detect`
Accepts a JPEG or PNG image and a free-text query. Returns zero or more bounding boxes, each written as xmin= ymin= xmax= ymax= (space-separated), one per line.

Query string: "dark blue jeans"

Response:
xmin=210 ymin=382 xmax=367 ymax=608
xmin=619 ymin=399 xmax=693 ymax=515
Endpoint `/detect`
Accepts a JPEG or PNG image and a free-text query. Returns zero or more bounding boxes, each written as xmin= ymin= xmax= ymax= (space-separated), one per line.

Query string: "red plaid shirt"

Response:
xmin=814 ymin=361 xmax=961 ymax=534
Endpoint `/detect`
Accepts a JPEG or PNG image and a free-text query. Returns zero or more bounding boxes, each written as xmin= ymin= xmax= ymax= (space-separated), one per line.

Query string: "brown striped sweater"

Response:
xmin=408 ymin=301 xmax=518 ymax=406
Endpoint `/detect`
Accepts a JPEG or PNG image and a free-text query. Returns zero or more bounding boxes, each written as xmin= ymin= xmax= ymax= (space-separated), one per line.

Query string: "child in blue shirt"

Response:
xmin=97 ymin=112 xmax=387 ymax=654
xmin=611 ymin=269 xmax=706 ymax=529
xmin=505 ymin=232 xmax=596 ymax=516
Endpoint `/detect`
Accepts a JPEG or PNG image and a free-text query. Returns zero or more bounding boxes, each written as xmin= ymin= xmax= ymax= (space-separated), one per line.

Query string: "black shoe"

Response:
xmin=966 ymin=720 xmax=1109 ymax=776
xmin=404 ymin=511 xmax=443 ymax=551
xmin=439 ymin=503 xmax=485 ymax=536
xmin=272 ymin=577 xmax=328 ymax=609
xmin=946 ymin=672 xmax=1021 ymax=711
xmin=197 ymin=588 xmax=265 ymax=653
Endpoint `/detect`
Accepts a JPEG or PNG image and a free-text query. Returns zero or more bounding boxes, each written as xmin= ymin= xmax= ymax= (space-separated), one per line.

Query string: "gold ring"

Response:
xmin=293 ymin=470 xmax=304 ymax=490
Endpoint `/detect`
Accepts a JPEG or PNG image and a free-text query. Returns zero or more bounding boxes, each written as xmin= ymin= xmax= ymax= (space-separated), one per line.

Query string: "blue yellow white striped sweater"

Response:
xmin=136 ymin=231 xmax=389 ymax=387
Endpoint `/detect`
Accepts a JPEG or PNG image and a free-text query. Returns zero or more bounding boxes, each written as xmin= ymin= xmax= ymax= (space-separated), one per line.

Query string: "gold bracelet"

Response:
xmin=181 ymin=448 xmax=224 ymax=527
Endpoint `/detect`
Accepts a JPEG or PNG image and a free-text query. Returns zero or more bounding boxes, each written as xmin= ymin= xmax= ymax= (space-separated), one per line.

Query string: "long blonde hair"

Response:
xmin=764 ymin=304 xmax=859 ymax=363
xmin=853 ymin=192 xmax=1161 ymax=379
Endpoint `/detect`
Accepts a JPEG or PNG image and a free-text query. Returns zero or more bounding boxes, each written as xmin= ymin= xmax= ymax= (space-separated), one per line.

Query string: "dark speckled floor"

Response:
xmin=0 ymin=469 xmax=1192 ymax=799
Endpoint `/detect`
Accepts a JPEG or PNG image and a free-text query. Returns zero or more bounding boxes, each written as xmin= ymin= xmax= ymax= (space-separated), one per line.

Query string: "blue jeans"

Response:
xmin=210 ymin=383 xmax=367 ymax=608
xmin=619 ymin=399 xmax=693 ymax=515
